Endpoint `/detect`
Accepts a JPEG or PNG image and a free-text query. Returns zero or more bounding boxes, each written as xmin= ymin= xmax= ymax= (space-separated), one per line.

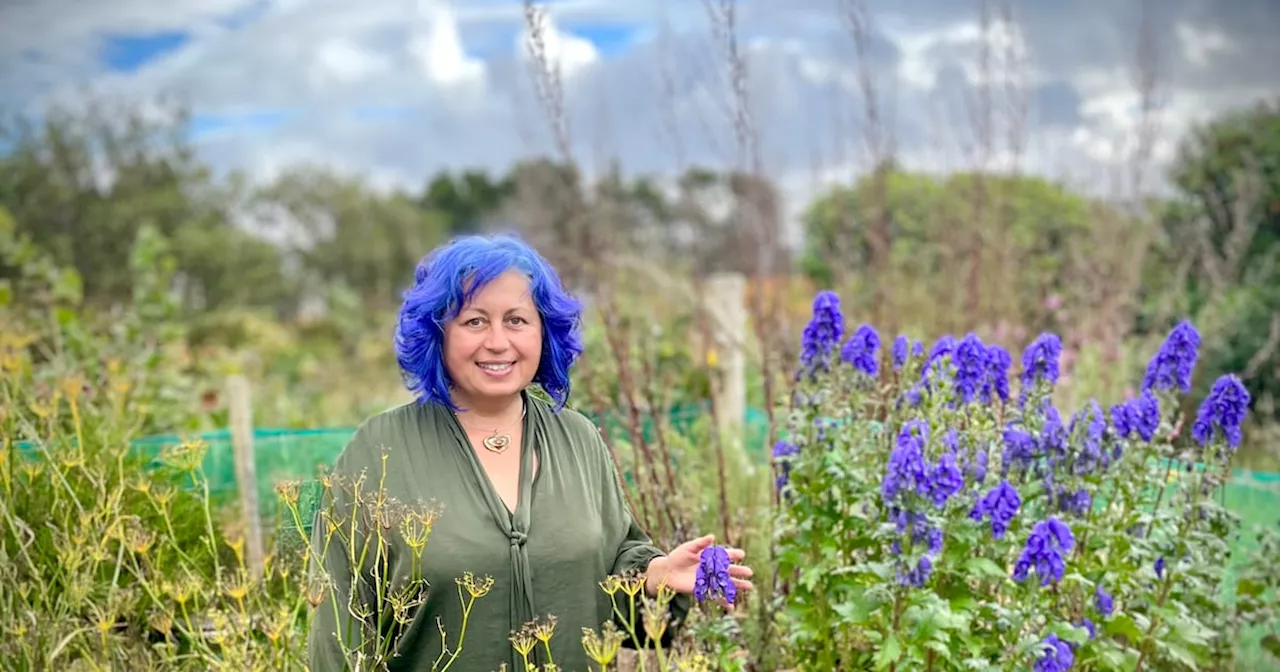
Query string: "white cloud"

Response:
xmin=2 ymin=0 xmax=1274 ymax=251
xmin=1175 ymin=22 xmax=1235 ymax=69
xmin=410 ymin=2 xmax=486 ymax=89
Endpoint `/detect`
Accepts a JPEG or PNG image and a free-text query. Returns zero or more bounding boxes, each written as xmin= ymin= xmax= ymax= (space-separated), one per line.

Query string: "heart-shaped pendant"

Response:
xmin=483 ymin=433 xmax=511 ymax=453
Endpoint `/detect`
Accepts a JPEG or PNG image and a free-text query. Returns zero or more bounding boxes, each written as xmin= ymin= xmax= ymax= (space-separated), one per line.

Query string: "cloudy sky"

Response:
xmin=3 ymin=0 xmax=1277 ymax=230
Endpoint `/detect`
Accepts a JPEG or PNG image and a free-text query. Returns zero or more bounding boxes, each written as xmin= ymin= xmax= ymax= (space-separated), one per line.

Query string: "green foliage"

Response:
xmin=1145 ymin=99 xmax=1280 ymax=424
xmin=771 ymin=315 xmax=1280 ymax=670
xmin=799 ymin=169 xmax=1100 ymax=332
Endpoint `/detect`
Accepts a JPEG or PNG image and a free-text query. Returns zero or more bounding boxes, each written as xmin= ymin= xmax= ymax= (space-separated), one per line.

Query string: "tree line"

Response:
xmin=1 ymin=96 xmax=1277 ymax=421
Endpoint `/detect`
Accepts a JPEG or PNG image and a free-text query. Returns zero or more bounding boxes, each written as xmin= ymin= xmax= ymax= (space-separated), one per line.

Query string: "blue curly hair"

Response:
xmin=394 ymin=234 xmax=585 ymax=412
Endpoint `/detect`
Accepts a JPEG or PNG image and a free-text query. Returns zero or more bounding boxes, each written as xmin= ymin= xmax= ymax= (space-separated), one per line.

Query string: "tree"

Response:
xmin=1145 ymin=99 xmax=1280 ymax=420
xmin=0 ymin=98 xmax=289 ymax=314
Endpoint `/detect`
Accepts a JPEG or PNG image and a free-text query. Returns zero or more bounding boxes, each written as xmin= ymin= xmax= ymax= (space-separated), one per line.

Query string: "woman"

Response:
xmin=306 ymin=234 xmax=752 ymax=671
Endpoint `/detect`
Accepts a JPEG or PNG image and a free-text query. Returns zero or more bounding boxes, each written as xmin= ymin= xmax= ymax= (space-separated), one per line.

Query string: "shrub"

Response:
xmin=772 ymin=290 xmax=1280 ymax=671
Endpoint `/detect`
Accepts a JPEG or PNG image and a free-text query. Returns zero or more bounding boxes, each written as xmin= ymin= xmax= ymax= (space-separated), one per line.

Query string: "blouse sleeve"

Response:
xmin=587 ymin=418 xmax=693 ymax=648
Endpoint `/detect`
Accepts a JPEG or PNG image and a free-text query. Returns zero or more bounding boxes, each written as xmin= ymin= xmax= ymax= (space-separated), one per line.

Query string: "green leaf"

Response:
xmin=1237 ymin=578 xmax=1266 ymax=598
xmin=874 ymin=634 xmax=902 ymax=670
xmin=1104 ymin=614 xmax=1145 ymax=644
xmin=965 ymin=557 xmax=1007 ymax=580
xmin=1262 ymin=634 xmax=1280 ymax=660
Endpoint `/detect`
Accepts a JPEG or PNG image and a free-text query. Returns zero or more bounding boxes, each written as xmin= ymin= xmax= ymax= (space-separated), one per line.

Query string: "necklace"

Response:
xmin=459 ymin=402 xmax=526 ymax=454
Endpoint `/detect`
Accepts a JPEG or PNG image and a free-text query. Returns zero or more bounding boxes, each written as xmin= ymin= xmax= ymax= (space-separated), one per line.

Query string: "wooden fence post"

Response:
xmin=704 ymin=272 xmax=747 ymax=437
xmin=227 ymin=373 xmax=264 ymax=576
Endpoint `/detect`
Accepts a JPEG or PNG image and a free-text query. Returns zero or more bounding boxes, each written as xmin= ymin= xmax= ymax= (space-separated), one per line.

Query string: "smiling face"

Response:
xmin=443 ymin=269 xmax=543 ymax=411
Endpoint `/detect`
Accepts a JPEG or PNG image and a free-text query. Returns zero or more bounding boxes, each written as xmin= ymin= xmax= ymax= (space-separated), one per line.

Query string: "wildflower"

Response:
xmin=1068 ymin=400 xmax=1106 ymax=475
xmin=1013 ymin=517 xmax=1074 ymax=586
xmin=694 ymin=545 xmax=735 ymax=605
xmin=1020 ymin=333 xmax=1063 ymax=400
xmin=798 ymin=291 xmax=844 ymax=378
xmin=1033 ymin=633 xmax=1075 ymax=672
xmin=1095 ymin=584 xmax=1114 ymax=617
xmin=1001 ymin=427 xmax=1037 ymax=474
xmin=970 ymin=480 xmax=1021 ymax=539
xmin=1155 ymin=556 xmax=1165 ymax=580
xmin=883 ymin=420 xmax=931 ymax=503
xmin=983 ymin=344 xmax=1013 ymax=403
xmin=890 ymin=509 xmax=943 ymax=555
xmin=840 ymin=324 xmax=880 ymax=377
xmin=897 ymin=556 xmax=933 ymax=588
xmin=1191 ymin=374 xmax=1251 ymax=452
xmin=953 ymin=333 xmax=991 ymax=404
xmin=1057 ymin=489 xmax=1092 ymax=517
xmin=1079 ymin=618 xmax=1097 ymax=640
xmin=1039 ymin=403 xmax=1068 ymax=458
xmin=772 ymin=440 xmax=799 ymax=492
xmin=1143 ymin=320 xmax=1201 ymax=393
xmin=967 ymin=449 xmax=989 ymax=484
xmin=923 ymin=335 xmax=957 ymax=382
xmin=581 ymin=621 xmax=624 ymax=668
xmin=892 ymin=335 xmax=910 ymax=370
xmin=928 ymin=452 xmax=964 ymax=508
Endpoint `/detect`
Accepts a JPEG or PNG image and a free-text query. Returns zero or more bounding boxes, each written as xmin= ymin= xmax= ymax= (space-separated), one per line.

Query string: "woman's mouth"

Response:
xmin=477 ymin=361 xmax=515 ymax=374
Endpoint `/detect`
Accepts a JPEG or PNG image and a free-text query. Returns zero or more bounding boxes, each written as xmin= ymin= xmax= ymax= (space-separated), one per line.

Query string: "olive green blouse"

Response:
xmin=305 ymin=390 xmax=688 ymax=671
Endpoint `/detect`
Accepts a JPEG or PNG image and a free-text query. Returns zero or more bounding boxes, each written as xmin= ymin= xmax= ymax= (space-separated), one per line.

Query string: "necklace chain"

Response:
xmin=457 ymin=401 xmax=526 ymax=454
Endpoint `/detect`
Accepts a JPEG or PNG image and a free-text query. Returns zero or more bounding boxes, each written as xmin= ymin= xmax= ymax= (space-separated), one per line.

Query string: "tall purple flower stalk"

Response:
xmin=953 ymin=333 xmax=991 ymax=405
xmin=772 ymin=440 xmax=799 ymax=493
xmin=1142 ymin=320 xmax=1200 ymax=393
xmin=1191 ymin=374 xmax=1251 ymax=452
xmin=841 ymin=324 xmax=881 ymax=377
xmin=1019 ymin=333 xmax=1062 ymax=405
xmin=983 ymin=344 xmax=1013 ymax=403
xmin=1111 ymin=390 xmax=1160 ymax=443
xmin=798 ymin=290 xmax=844 ymax=379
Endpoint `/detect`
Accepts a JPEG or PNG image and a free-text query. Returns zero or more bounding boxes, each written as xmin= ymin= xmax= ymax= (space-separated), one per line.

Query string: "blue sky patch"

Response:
xmin=189 ymin=110 xmax=291 ymax=139
xmin=570 ymin=23 xmax=639 ymax=57
xmin=99 ymin=32 xmax=191 ymax=73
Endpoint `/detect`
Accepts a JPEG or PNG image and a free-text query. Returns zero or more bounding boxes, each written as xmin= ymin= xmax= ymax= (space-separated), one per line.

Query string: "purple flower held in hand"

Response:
xmin=694 ymin=545 xmax=736 ymax=605
xmin=1020 ymin=333 xmax=1063 ymax=401
xmin=1034 ymin=633 xmax=1075 ymax=672
xmin=971 ymin=480 xmax=1022 ymax=539
xmin=1191 ymin=374 xmax=1251 ymax=452
xmin=1142 ymin=320 xmax=1200 ymax=393
xmin=798 ymin=290 xmax=844 ymax=377
xmin=1013 ymin=517 xmax=1075 ymax=586
xmin=840 ymin=324 xmax=881 ymax=377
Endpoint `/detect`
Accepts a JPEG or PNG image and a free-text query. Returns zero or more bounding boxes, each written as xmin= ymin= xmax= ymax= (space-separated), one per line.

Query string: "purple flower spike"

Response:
xmin=1191 ymin=374 xmax=1251 ymax=452
xmin=694 ymin=545 xmax=736 ymax=605
xmin=1142 ymin=320 xmax=1200 ymax=394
